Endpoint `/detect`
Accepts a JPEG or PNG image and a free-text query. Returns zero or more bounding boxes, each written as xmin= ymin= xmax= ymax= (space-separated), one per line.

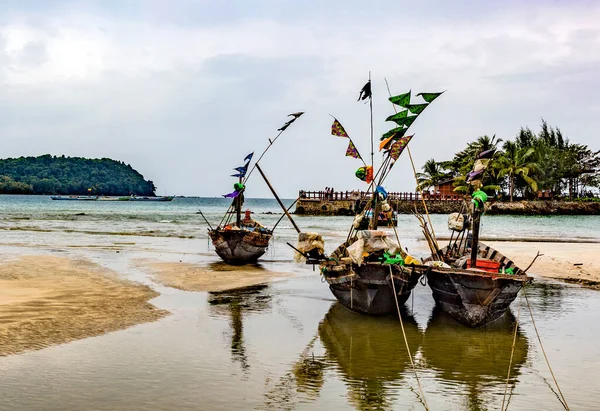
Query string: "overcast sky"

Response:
xmin=1 ymin=0 xmax=599 ymax=197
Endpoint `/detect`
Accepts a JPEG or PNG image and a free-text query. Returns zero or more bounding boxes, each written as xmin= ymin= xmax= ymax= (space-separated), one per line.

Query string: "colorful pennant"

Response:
xmin=345 ymin=140 xmax=361 ymax=159
xmin=389 ymin=135 xmax=414 ymax=161
xmin=331 ymin=119 xmax=349 ymax=138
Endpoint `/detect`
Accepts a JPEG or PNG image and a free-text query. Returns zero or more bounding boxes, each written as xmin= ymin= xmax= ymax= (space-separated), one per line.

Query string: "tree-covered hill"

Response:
xmin=0 ymin=155 xmax=157 ymax=196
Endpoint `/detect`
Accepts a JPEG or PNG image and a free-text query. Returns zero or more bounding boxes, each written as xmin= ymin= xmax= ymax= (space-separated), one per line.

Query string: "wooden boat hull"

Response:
xmin=324 ymin=263 xmax=420 ymax=315
xmin=209 ymin=229 xmax=272 ymax=265
xmin=424 ymin=243 xmax=532 ymax=327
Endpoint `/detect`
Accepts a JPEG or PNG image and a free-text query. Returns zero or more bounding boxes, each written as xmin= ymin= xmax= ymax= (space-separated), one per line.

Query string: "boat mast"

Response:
xmin=368 ymin=71 xmax=377 ymax=230
xmin=236 ymin=176 xmax=242 ymax=227
xmin=470 ymin=203 xmax=482 ymax=267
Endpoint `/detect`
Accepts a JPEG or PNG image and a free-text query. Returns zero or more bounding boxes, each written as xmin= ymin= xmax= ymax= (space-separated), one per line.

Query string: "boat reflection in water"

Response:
xmin=317 ymin=303 xmax=422 ymax=410
xmin=422 ymin=306 xmax=529 ymax=410
xmin=207 ymin=284 xmax=271 ymax=370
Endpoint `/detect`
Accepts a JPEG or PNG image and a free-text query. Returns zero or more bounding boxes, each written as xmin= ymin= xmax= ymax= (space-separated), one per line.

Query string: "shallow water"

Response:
xmin=0 ymin=195 xmax=599 ymax=410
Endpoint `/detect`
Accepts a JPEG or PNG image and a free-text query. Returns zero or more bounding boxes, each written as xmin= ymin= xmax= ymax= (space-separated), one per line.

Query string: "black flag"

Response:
xmin=277 ymin=112 xmax=305 ymax=131
xmin=357 ymin=80 xmax=372 ymax=101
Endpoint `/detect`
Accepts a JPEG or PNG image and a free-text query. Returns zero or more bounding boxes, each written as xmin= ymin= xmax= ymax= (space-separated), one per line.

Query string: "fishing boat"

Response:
xmin=129 ymin=195 xmax=174 ymax=202
xmin=50 ymin=195 xmax=97 ymax=201
xmin=422 ymin=243 xmax=531 ymax=327
xmin=317 ymin=231 xmax=421 ymax=315
xmin=98 ymin=196 xmax=131 ymax=201
xmin=416 ymin=149 xmax=533 ymax=327
xmin=289 ymin=79 xmax=445 ymax=315
xmin=366 ymin=208 xmax=397 ymax=227
xmin=208 ymin=211 xmax=273 ymax=265
xmin=204 ymin=113 xmax=304 ymax=265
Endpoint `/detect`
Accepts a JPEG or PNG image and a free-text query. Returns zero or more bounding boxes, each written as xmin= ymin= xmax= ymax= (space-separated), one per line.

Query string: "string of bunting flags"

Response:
xmin=223 ymin=152 xmax=253 ymax=198
xmin=329 ymin=83 xmax=444 ymax=185
xmin=380 ymin=90 xmax=444 ymax=163
xmin=331 ymin=118 xmax=366 ymax=163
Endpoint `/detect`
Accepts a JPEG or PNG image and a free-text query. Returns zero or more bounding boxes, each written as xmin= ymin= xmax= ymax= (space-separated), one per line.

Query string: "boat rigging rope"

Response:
xmin=389 ymin=266 xmax=430 ymax=411
xmin=523 ymin=285 xmax=570 ymax=410
xmin=501 ymin=290 xmax=523 ymax=411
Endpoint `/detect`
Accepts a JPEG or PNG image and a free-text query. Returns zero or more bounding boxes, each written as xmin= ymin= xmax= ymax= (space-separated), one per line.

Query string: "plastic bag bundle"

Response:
xmin=294 ymin=232 xmax=325 ymax=262
xmin=346 ymin=230 xmax=401 ymax=266
xmin=448 ymin=212 xmax=465 ymax=232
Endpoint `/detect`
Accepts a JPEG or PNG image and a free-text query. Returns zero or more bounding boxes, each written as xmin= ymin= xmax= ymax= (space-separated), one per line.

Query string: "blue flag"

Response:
xmin=244 ymin=152 xmax=254 ymax=162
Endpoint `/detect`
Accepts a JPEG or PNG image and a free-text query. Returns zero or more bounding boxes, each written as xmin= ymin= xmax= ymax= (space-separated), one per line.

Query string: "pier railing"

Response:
xmin=298 ymin=190 xmax=464 ymax=202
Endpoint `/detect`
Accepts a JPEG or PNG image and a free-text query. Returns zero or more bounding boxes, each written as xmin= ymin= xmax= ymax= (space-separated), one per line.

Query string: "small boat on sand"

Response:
xmin=209 ymin=210 xmax=273 ymax=265
xmin=205 ymin=112 xmax=304 ymax=265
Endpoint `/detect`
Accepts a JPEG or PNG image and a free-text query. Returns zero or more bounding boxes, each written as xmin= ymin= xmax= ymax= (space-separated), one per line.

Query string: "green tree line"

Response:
xmin=0 ymin=155 xmax=157 ymax=196
xmin=417 ymin=120 xmax=600 ymax=201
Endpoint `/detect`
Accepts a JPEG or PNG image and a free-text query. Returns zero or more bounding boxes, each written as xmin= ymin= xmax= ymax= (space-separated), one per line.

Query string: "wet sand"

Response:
xmin=0 ymin=255 xmax=167 ymax=356
xmin=140 ymin=260 xmax=290 ymax=292
xmin=486 ymin=241 xmax=600 ymax=287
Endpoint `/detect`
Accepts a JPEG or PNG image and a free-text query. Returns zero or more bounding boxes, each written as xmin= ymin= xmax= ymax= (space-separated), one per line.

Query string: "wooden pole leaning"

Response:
xmin=255 ymin=164 xmax=301 ymax=234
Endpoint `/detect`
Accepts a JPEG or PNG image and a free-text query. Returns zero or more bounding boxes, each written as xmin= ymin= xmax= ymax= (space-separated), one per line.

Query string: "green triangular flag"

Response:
xmin=406 ymin=103 xmax=428 ymax=115
xmin=404 ymin=115 xmax=418 ymax=128
xmin=385 ymin=110 xmax=408 ymax=123
xmin=389 ymin=91 xmax=411 ymax=107
xmin=386 ymin=115 xmax=417 ymax=128
xmin=380 ymin=127 xmax=407 ymax=141
xmin=417 ymin=91 xmax=444 ymax=103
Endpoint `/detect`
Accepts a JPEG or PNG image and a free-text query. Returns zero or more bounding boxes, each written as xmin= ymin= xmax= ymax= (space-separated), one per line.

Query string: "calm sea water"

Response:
xmin=0 ymin=195 xmax=599 ymax=410
xmin=1 ymin=195 xmax=599 ymax=255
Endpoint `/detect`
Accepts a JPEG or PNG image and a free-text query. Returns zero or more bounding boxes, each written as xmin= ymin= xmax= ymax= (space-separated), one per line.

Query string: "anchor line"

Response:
xmin=523 ymin=286 xmax=570 ymax=410
xmin=501 ymin=290 xmax=523 ymax=411
xmin=389 ymin=265 xmax=430 ymax=411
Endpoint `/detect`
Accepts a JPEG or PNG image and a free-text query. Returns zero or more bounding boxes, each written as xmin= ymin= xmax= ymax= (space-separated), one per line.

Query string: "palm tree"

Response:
xmin=417 ymin=159 xmax=447 ymax=190
xmin=495 ymin=141 xmax=539 ymax=201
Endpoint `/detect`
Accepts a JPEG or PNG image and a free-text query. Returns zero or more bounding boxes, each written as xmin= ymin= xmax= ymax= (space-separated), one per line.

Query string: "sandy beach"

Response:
xmin=486 ymin=241 xmax=600 ymax=287
xmin=139 ymin=260 xmax=290 ymax=292
xmin=0 ymin=255 xmax=167 ymax=356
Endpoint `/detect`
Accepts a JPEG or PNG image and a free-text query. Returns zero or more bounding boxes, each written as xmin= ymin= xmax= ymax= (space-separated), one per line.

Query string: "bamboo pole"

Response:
xmin=256 ymin=164 xmax=301 ymax=234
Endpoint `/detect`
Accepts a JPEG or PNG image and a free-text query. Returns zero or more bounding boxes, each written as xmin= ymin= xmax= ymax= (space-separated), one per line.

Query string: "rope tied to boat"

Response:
xmin=522 ymin=285 xmax=570 ymax=410
xmin=501 ymin=289 xmax=523 ymax=411
xmin=419 ymin=266 xmax=431 ymax=286
xmin=388 ymin=265 xmax=430 ymax=411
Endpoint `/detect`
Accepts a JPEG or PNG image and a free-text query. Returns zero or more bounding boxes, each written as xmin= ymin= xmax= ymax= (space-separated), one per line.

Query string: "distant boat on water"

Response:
xmin=129 ymin=195 xmax=174 ymax=202
xmin=50 ymin=195 xmax=97 ymax=201
xmin=50 ymin=195 xmax=174 ymax=202
xmin=98 ymin=196 xmax=131 ymax=201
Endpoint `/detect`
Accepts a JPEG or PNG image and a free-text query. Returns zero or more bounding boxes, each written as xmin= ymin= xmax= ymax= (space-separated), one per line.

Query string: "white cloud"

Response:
xmin=1 ymin=2 xmax=599 ymax=196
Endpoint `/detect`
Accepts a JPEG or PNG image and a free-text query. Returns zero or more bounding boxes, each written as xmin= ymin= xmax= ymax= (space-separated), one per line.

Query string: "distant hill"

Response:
xmin=0 ymin=155 xmax=156 ymax=196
